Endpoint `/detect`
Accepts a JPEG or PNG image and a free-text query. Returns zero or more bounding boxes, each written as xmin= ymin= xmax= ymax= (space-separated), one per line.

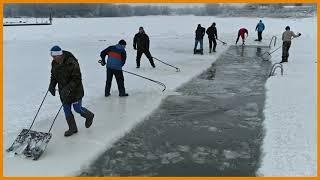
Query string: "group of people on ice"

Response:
xmin=193 ymin=21 xmax=262 ymax=55
xmin=48 ymin=26 xmax=155 ymax=137
xmin=193 ymin=19 xmax=301 ymax=63
xmin=48 ymin=21 xmax=301 ymax=137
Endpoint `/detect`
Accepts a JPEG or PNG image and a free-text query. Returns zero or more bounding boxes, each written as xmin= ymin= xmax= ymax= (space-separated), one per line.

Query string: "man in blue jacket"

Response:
xmin=100 ymin=40 xmax=128 ymax=97
xmin=255 ymin=20 xmax=265 ymax=42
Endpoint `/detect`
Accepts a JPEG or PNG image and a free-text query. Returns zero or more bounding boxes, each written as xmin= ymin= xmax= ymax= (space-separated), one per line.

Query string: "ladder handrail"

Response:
xmin=269 ymin=36 xmax=277 ymax=48
xmin=269 ymin=63 xmax=283 ymax=76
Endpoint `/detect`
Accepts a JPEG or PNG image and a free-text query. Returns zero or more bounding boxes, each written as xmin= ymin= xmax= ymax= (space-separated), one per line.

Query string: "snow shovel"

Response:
xmin=6 ymin=90 xmax=63 ymax=160
xmin=6 ymin=129 xmax=52 ymax=160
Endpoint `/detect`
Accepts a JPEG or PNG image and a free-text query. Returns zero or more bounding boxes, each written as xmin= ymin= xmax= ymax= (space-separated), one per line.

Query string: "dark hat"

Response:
xmin=50 ymin=45 xmax=62 ymax=56
xmin=118 ymin=39 xmax=127 ymax=45
xmin=285 ymin=26 xmax=290 ymax=30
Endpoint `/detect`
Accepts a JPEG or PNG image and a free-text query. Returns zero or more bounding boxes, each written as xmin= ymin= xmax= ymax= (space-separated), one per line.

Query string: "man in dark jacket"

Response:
xmin=255 ymin=20 xmax=265 ymax=41
xmin=133 ymin=27 xmax=155 ymax=68
xmin=194 ymin=24 xmax=206 ymax=54
xmin=100 ymin=39 xmax=128 ymax=97
xmin=48 ymin=46 xmax=94 ymax=137
xmin=206 ymin=22 xmax=218 ymax=53
xmin=236 ymin=28 xmax=248 ymax=45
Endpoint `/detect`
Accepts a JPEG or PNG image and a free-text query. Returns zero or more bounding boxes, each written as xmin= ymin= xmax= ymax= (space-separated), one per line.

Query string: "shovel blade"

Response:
xmin=260 ymin=52 xmax=272 ymax=61
xmin=7 ymin=129 xmax=52 ymax=160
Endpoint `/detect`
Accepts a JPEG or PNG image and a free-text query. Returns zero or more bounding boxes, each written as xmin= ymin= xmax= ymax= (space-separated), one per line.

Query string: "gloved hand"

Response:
xmin=48 ymin=86 xmax=55 ymax=96
xmin=298 ymin=33 xmax=301 ymax=36
xmin=100 ymin=60 xmax=106 ymax=66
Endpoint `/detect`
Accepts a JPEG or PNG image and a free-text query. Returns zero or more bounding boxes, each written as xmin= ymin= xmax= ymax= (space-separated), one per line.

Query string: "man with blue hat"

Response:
xmin=48 ymin=45 xmax=94 ymax=137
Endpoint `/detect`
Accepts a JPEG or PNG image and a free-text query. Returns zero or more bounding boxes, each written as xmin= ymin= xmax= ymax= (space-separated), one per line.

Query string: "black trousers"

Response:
xmin=236 ymin=34 xmax=245 ymax=44
xmin=258 ymin=32 xmax=262 ymax=41
xmin=208 ymin=38 xmax=217 ymax=51
xmin=282 ymin=41 xmax=291 ymax=62
xmin=105 ymin=68 xmax=126 ymax=95
xmin=136 ymin=49 xmax=155 ymax=67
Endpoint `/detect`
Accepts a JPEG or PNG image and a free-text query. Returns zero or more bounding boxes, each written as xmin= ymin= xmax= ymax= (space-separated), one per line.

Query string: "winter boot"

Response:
xmin=65 ymin=115 xmax=78 ymax=137
xmin=209 ymin=49 xmax=212 ymax=53
xmin=280 ymin=56 xmax=288 ymax=63
xmin=119 ymin=93 xmax=129 ymax=97
xmin=80 ymin=107 xmax=94 ymax=128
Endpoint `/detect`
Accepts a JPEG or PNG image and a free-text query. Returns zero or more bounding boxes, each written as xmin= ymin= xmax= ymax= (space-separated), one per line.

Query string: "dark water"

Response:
xmin=80 ymin=45 xmax=271 ymax=176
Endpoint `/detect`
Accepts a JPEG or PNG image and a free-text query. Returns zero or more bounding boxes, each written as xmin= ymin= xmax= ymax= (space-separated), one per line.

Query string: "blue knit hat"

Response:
xmin=50 ymin=45 xmax=63 ymax=56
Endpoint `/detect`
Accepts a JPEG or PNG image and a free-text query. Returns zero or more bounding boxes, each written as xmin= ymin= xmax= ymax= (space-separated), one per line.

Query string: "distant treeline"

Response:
xmin=4 ymin=3 xmax=316 ymax=18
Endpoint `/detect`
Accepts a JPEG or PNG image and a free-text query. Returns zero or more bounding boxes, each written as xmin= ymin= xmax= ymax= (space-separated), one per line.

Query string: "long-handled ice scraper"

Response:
xmin=260 ymin=36 xmax=299 ymax=61
xmin=136 ymin=47 xmax=180 ymax=72
xmin=98 ymin=60 xmax=166 ymax=92
xmin=216 ymin=38 xmax=227 ymax=45
xmin=152 ymin=56 xmax=180 ymax=72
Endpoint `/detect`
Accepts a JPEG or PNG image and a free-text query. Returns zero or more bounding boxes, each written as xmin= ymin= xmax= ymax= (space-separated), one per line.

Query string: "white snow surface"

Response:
xmin=3 ymin=16 xmax=317 ymax=176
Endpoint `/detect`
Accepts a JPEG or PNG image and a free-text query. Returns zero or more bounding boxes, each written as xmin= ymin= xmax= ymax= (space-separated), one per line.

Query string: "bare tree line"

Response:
xmin=4 ymin=3 xmax=316 ymax=18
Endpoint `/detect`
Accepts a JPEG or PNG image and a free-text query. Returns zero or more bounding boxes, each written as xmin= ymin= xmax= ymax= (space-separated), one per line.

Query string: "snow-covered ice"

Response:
xmin=3 ymin=15 xmax=317 ymax=176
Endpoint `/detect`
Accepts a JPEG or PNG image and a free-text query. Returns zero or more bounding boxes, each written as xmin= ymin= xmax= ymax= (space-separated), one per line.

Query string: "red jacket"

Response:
xmin=238 ymin=28 xmax=248 ymax=37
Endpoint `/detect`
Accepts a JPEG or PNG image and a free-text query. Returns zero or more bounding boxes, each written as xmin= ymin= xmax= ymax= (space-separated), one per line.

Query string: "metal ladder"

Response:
xmin=269 ymin=36 xmax=277 ymax=48
xmin=260 ymin=36 xmax=279 ymax=61
xmin=269 ymin=63 xmax=284 ymax=77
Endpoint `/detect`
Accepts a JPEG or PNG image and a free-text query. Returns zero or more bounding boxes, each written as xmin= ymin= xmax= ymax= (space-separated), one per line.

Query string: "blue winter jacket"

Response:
xmin=256 ymin=22 xmax=265 ymax=32
xmin=100 ymin=44 xmax=126 ymax=70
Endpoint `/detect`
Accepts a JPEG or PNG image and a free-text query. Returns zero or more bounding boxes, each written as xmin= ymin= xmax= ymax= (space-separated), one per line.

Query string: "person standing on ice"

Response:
xmin=194 ymin=24 xmax=206 ymax=54
xmin=280 ymin=26 xmax=301 ymax=63
xmin=48 ymin=46 xmax=94 ymax=137
xmin=236 ymin=28 xmax=248 ymax=45
xmin=100 ymin=39 xmax=129 ymax=97
xmin=133 ymin=26 xmax=156 ymax=68
xmin=206 ymin=22 xmax=218 ymax=53
xmin=255 ymin=20 xmax=265 ymax=42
